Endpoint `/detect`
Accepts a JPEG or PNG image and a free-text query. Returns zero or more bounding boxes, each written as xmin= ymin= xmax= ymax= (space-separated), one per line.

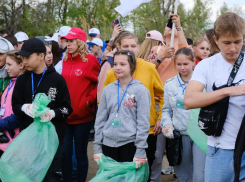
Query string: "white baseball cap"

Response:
xmin=14 ymin=31 xmax=29 ymax=42
xmin=90 ymin=38 xmax=103 ymax=47
xmin=58 ymin=26 xmax=71 ymax=37
xmin=0 ymin=38 xmax=14 ymax=53
xmin=89 ymin=28 xmax=100 ymax=36
xmin=44 ymin=33 xmax=59 ymax=42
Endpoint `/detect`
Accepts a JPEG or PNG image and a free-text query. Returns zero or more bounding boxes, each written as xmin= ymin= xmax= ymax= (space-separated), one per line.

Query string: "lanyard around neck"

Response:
xmin=177 ymin=74 xmax=187 ymax=95
xmin=4 ymin=78 xmax=15 ymax=104
xmin=117 ymin=78 xmax=133 ymax=115
xmin=31 ymin=67 xmax=47 ymax=101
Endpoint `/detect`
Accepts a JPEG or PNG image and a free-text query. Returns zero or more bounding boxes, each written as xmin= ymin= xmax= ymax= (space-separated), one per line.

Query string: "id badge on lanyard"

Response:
xmin=110 ymin=115 xmax=122 ymax=128
xmin=176 ymin=99 xmax=185 ymax=109
xmin=110 ymin=79 xmax=133 ymax=128
xmin=0 ymin=107 xmax=5 ymax=116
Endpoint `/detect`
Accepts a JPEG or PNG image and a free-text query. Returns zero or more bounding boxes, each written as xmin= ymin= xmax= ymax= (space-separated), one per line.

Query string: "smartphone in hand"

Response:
xmin=113 ymin=19 xmax=120 ymax=27
xmin=166 ymin=16 xmax=173 ymax=29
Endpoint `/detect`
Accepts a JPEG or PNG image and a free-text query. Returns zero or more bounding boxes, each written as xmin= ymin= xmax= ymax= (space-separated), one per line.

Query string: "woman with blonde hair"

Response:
xmin=137 ymin=30 xmax=164 ymax=61
xmin=61 ymin=27 xmax=100 ymax=182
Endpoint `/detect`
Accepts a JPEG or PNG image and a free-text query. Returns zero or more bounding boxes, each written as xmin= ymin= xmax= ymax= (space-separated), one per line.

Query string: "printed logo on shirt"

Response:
xmin=75 ymin=69 xmax=82 ymax=76
xmin=47 ymin=87 xmax=58 ymax=101
xmin=60 ymin=107 xmax=68 ymax=115
xmin=198 ymin=120 xmax=207 ymax=129
xmin=123 ymin=93 xmax=135 ymax=109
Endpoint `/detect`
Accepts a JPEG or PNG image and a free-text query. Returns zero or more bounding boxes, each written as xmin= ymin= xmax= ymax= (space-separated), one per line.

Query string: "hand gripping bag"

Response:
xmin=89 ymin=154 xmax=149 ymax=182
xmin=0 ymin=93 xmax=59 ymax=182
xmin=187 ymin=108 xmax=207 ymax=154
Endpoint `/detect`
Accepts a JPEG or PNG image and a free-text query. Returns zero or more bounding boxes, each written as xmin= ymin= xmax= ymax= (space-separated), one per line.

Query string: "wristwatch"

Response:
xmin=157 ymin=56 xmax=163 ymax=64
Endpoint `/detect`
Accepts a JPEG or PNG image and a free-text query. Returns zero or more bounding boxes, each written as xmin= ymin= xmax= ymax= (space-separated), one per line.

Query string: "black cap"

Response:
xmin=15 ymin=38 xmax=46 ymax=57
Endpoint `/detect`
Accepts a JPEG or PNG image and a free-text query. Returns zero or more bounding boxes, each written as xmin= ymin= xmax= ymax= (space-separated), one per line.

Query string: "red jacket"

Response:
xmin=195 ymin=58 xmax=201 ymax=65
xmin=62 ymin=53 xmax=100 ymax=124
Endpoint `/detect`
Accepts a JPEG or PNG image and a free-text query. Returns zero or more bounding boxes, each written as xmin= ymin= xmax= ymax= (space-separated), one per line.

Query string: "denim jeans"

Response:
xmin=205 ymin=145 xmax=245 ymax=182
xmin=62 ymin=122 xmax=92 ymax=182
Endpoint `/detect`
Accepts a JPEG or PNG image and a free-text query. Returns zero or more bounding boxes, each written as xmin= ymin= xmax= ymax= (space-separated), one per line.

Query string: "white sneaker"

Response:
xmin=161 ymin=165 xmax=174 ymax=175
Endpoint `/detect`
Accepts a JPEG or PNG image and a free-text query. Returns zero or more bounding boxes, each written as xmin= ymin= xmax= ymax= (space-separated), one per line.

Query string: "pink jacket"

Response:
xmin=0 ymin=78 xmax=19 ymax=151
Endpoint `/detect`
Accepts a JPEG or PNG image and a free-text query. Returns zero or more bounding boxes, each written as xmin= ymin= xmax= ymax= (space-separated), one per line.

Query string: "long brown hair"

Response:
xmin=205 ymin=29 xmax=220 ymax=56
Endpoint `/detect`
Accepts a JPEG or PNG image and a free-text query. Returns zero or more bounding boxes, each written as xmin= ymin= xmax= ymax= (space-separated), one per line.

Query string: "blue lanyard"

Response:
xmin=31 ymin=67 xmax=47 ymax=101
xmin=177 ymin=75 xmax=187 ymax=95
xmin=117 ymin=78 xmax=133 ymax=116
xmin=4 ymin=79 xmax=15 ymax=104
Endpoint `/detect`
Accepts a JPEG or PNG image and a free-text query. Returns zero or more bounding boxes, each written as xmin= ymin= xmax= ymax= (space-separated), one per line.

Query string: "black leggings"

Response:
xmin=102 ymin=142 xmax=136 ymax=162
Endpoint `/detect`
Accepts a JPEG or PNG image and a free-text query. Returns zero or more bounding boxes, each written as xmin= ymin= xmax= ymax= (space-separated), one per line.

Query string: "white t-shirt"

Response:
xmin=190 ymin=53 xmax=245 ymax=149
xmin=54 ymin=60 xmax=63 ymax=75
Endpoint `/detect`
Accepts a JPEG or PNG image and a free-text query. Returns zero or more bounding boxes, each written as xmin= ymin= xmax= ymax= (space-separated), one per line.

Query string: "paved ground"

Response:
xmin=86 ymin=141 xmax=177 ymax=182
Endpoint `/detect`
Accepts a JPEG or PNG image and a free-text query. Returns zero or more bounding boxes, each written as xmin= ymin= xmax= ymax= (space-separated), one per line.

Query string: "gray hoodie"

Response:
xmin=94 ymin=79 xmax=150 ymax=158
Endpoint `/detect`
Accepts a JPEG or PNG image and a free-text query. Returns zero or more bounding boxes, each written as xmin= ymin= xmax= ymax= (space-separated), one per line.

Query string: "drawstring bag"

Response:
xmin=166 ymin=130 xmax=182 ymax=166
xmin=89 ymin=154 xmax=149 ymax=182
xmin=187 ymin=108 xmax=207 ymax=154
xmin=0 ymin=93 xmax=59 ymax=182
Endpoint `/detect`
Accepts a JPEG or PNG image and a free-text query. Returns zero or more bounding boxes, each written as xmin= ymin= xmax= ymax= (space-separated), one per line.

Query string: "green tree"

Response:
xmin=181 ymin=0 xmax=212 ymax=39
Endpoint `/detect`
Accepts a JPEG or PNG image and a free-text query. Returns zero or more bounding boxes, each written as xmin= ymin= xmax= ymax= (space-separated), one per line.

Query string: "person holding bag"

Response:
xmin=184 ymin=12 xmax=245 ymax=182
xmin=94 ymin=50 xmax=150 ymax=169
xmin=161 ymin=47 xmax=205 ymax=182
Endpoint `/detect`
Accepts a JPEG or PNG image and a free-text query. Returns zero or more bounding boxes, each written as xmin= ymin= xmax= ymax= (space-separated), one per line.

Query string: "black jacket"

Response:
xmin=12 ymin=65 xmax=73 ymax=143
xmin=234 ymin=115 xmax=245 ymax=182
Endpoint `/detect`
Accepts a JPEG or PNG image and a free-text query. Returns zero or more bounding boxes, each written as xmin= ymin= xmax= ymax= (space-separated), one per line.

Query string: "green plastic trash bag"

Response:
xmin=0 ymin=93 xmax=59 ymax=182
xmin=187 ymin=108 xmax=207 ymax=154
xmin=89 ymin=154 xmax=149 ymax=182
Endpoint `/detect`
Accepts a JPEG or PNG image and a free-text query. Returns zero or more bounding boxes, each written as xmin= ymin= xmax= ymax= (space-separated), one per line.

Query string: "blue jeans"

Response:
xmin=62 ymin=122 xmax=92 ymax=182
xmin=205 ymin=145 xmax=245 ymax=182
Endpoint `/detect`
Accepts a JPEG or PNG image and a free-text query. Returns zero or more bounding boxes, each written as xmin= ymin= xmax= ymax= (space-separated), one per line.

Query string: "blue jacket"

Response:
xmin=0 ymin=114 xmax=20 ymax=138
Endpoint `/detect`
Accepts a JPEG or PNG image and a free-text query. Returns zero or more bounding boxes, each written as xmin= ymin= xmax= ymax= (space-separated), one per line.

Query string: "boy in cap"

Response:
xmin=14 ymin=31 xmax=29 ymax=49
xmin=12 ymin=38 xmax=73 ymax=181
xmin=88 ymin=28 xmax=107 ymax=52
xmin=0 ymin=38 xmax=14 ymax=95
xmin=90 ymin=38 xmax=104 ymax=64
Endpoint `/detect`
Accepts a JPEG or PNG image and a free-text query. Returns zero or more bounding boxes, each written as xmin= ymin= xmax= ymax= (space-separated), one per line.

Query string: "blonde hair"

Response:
xmin=7 ymin=50 xmax=23 ymax=64
xmin=138 ymin=39 xmax=160 ymax=61
xmin=193 ymin=37 xmax=209 ymax=47
xmin=63 ymin=39 xmax=89 ymax=62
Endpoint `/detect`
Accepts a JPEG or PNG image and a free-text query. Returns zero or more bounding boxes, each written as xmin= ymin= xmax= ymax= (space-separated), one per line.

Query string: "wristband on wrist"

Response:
xmin=176 ymin=26 xmax=182 ymax=31
xmin=157 ymin=56 xmax=163 ymax=64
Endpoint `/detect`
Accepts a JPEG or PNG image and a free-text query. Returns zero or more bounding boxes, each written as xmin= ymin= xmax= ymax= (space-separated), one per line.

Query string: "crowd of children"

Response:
xmin=0 ymin=11 xmax=244 ymax=182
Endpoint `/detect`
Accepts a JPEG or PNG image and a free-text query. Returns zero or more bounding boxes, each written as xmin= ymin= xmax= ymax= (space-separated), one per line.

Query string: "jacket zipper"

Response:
xmin=69 ymin=57 xmax=74 ymax=85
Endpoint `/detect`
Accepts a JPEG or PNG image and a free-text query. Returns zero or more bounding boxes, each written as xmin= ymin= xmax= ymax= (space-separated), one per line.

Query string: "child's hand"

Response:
xmin=40 ymin=110 xmax=55 ymax=122
xmin=94 ymin=153 xmax=102 ymax=165
xmin=162 ymin=125 xmax=174 ymax=139
xmin=21 ymin=104 xmax=35 ymax=118
xmin=133 ymin=157 xmax=147 ymax=169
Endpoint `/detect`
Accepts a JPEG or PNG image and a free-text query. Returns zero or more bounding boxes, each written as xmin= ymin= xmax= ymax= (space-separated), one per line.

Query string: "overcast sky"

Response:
xmin=180 ymin=0 xmax=245 ymax=22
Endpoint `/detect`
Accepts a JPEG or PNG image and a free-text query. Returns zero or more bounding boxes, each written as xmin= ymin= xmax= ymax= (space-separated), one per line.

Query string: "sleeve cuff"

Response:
xmin=134 ymin=148 xmax=146 ymax=158
xmin=93 ymin=143 xmax=103 ymax=154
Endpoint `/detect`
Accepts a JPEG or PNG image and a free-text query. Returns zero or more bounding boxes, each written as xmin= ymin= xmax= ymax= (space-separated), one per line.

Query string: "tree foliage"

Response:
xmin=0 ymin=0 xmax=216 ymax=41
